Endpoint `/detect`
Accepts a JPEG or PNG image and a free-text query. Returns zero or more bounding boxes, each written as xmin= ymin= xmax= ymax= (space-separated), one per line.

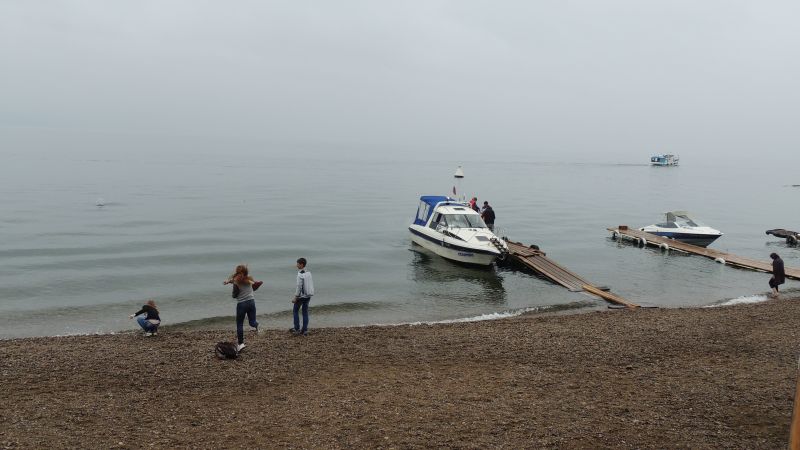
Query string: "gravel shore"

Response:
xmin=2 ymin=298 xmax=799 ymax=449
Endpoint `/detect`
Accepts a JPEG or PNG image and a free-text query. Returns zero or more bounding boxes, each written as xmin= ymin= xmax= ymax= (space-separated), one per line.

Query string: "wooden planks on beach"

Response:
xmin=608 ymin=227 xmax=800 ymax=280
xmin=582 ymin=285 xmax=640 ymax=309
xmin=505 ymin=240 xmax=638 ymax=308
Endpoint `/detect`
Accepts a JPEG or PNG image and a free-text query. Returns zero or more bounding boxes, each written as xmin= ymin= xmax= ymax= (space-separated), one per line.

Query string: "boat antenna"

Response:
xmin=453 ymin=166 xmax=465 ymax=202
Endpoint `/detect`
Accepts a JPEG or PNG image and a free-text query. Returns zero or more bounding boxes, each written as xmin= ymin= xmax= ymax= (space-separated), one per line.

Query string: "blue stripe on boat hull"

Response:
xmin=650 ymin=232 xmax=721 ymax=247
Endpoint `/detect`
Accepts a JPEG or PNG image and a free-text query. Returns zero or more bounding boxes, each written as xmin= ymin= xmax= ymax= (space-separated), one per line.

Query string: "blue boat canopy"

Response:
xmin=413 ymin=196 xmax=460 ymax=226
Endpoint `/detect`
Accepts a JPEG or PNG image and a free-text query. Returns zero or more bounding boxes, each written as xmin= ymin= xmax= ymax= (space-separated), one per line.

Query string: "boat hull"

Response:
xmin=409 ymin=227 xmax=500 ymax=266
xmin=648 ymin=231 xmax=721 ymax=247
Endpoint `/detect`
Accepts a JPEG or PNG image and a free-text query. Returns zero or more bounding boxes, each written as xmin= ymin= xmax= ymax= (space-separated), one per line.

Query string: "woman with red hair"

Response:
xmin=223 ymin=265 xmax=262 ymax=351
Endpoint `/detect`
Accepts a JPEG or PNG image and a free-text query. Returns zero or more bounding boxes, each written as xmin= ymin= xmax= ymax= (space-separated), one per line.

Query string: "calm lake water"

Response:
xmin=1 ymin=148 xmax=798 ymax=338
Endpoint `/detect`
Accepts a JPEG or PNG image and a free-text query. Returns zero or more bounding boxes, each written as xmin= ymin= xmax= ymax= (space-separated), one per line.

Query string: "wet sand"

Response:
xmin=2 ymin=298 xmax=799 ymax=449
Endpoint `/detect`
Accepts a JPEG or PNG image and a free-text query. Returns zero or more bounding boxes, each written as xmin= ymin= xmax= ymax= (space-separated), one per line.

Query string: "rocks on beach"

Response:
xmin=1 ymin=299 xmax=799 ymax=449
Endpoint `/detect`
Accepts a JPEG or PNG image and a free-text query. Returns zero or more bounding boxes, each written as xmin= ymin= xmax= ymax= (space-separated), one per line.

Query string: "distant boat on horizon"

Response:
xmin=650 ymin=154 xmax=679 ymax=166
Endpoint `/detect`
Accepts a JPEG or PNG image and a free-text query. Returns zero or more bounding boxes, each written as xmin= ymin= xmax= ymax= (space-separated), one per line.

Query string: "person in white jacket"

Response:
xmin=291 ymin=257 xmax=314 ymax=336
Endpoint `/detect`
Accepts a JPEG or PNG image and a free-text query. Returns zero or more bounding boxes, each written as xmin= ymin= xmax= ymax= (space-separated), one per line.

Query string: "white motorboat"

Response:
xmin=650 ymin=154 xmax=679 ymax=166
xmin=639 ymin=211 xmax=723 ymax=247
xmin=409 ymin=196 xmax=508 ymax=266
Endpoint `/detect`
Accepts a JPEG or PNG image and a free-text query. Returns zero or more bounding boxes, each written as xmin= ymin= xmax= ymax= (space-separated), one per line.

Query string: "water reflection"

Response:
xmin=408 ymin=244 xmax=506 ymax=304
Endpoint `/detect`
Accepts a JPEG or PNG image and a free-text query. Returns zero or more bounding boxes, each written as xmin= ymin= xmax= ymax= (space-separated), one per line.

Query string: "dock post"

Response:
xmin=790 ymin=357 xmax=800 ymax=450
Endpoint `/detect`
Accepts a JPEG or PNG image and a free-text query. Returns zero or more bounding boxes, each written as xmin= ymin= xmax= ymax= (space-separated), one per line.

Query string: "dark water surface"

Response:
xmin=1 ymin=150 xmax=798 ymax=338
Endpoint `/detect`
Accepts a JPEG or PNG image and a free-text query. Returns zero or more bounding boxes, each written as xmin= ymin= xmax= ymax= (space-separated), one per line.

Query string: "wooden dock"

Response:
xmin=608 ymin=226 xmax=800 ymax=280
xmin=505 ymin=240 xmax=639 ymax=308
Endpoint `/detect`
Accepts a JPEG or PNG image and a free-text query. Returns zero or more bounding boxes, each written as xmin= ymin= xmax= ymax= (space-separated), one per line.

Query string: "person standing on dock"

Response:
xmin=481 ymin=201 xmax=496 ymax=231
xmin=769 ymin=252 xmax=785 ymax=298
xmin=291 ymin=257 xmax=314 ymax=336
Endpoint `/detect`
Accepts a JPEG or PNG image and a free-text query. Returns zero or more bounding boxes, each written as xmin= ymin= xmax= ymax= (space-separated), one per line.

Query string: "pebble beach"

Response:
xmin=2 ymin=298 xmax=799 ymax=449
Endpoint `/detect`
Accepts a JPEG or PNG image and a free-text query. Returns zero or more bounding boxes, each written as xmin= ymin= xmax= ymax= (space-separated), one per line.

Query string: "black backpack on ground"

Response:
xmin=215 ymin=342 xmax=239 ymax=359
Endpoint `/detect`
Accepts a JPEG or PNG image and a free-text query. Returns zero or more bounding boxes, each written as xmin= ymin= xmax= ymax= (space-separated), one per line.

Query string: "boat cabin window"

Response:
xmin=442 ymin=214 xmax=486 ymax=229
xmin=429 ymin=213 xmax=442 ymax=229
xmin=416 ymin=201 xmax=430 ymax=223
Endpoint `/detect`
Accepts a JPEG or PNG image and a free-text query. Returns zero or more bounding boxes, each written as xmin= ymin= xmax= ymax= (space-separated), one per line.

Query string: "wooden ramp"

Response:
xmin=608 ymin=227 xmax=800 ymax=280
xmin=505 ymin=240 xmax=639 ymax=308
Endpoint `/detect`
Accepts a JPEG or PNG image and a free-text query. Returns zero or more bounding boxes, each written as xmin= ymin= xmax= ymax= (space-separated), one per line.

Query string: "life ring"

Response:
xmin=638 ymin=237 xmax=647 ymax=248
xmin=715 ymin=257 xmax=726 ymax=264
xmin=659 ymin=243 xmax=669 ymax=251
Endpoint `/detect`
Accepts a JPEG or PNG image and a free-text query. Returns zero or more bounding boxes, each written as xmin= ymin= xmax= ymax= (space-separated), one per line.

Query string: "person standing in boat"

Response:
xmin=468 ymin=197 xmax=479 ymax=213
xmin=129 ymin=299 xmax=161 ymax=336
xmin=290 ymin=257 xmax=314 ymax=336
xmin=769 ymin=253 xmax=785 ymax=298
xmin=481 ymin=201 xmax=496 ymax=231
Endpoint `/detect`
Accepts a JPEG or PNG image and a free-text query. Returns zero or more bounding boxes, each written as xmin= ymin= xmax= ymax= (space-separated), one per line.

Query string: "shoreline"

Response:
xmin=2 ymin=287 xmax=791 ymax=341
xmin=0 ymin=299 xmax=605 ymax=341
xmin=2 ymin=298 xmax=799 ymax=448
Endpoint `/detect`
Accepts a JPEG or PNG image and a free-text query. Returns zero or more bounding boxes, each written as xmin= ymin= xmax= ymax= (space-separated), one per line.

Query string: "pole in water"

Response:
xmin=453 ymin=166 xmax=465 ymax=202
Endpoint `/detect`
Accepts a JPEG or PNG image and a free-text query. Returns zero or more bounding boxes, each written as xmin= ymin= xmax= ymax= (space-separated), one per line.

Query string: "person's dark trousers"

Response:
xmin=293 ymin=298 xmax=310 ymax=334
xmin=236 ymin=299 xmax=258 ymax=344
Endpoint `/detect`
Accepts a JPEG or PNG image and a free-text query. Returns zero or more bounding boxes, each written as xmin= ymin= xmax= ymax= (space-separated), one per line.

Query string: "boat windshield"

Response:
xmin=674 ymin=216 xmax=704 ymax=227
xmin=442 ymin=214 xmax=487 ymax=229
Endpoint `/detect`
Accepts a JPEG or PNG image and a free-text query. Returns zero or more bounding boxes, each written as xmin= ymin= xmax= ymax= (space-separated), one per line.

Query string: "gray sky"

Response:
xmin=1 ymin=1 xmax=798 ymax=163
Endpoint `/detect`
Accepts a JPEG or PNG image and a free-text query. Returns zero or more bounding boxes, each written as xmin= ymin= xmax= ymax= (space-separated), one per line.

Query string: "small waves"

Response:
xmin=404 ymin=307 xmax=554 ymax=325
xmin=165 ymin=301 xmax=389 ymax=330
xmin=705 ymin=295 xmax=769 ymax=308
xmin=165 ymin=301 xmax=595 ymax=331
xmin=394 ymin=301 xmax=595 ymax=326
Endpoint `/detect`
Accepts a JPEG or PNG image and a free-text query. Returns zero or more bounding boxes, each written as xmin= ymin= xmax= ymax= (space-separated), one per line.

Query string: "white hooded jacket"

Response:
xmin=295 ymin=270 xmax=314 ymax=299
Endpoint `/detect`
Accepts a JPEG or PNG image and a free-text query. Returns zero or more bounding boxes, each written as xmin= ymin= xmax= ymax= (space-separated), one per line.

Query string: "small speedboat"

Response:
xmin=409 ymin=196 xmax=508 ymax=266
xmin=651 ymin=154 xmax=679 ymax=166
xmin=639 ymin=211 xmax=722 ymax=247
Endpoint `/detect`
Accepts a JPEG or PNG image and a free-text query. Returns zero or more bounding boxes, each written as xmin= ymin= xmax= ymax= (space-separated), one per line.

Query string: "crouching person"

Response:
xmin=129 ymin=299 xmax=161 ymax=336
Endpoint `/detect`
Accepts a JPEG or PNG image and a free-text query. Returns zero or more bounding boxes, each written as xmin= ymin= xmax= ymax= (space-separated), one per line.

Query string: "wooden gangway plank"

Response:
xmin=608 ymin=227 xmax=800 ymax=280
xmin=506 ymin=241 xmax=587 ymax=291
xmin=505 ymin=240 xmax=638 ymax=307
xmin=582 ymin=285 xmax=639 ymax=309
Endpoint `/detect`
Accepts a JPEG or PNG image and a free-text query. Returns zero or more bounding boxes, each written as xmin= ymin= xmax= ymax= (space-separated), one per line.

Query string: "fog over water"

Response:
xmin=2 ymin=1 xmax=799 ymax=163
xmin=1 ymin=1 xmax=798 ymax=338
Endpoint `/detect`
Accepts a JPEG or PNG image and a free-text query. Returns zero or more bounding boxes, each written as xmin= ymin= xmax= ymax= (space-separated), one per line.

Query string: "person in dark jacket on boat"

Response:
xmin=129 ymin=299 xmax=161 ymax=336
xmin=769 ymin=252 xmax=785 ymax=298
xmin=481 ymin=201 xmax=496 ymax=231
